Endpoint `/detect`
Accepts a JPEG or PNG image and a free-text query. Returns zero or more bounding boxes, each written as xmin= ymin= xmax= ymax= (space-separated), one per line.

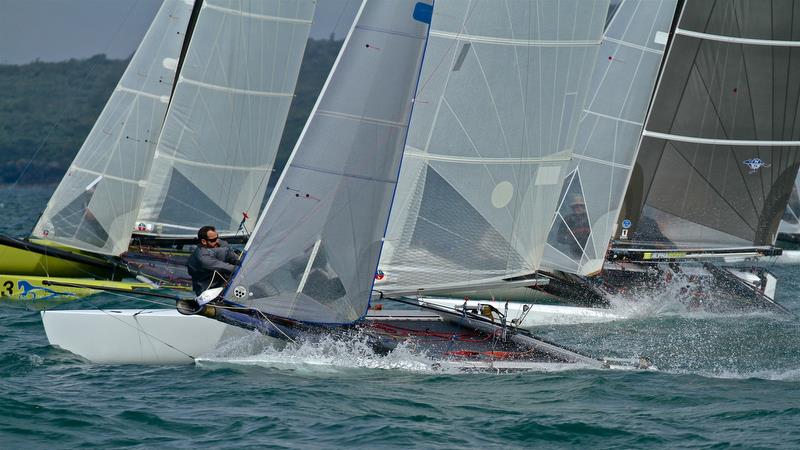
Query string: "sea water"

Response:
xmin=1 ymin=186 xmax=799 ymax=448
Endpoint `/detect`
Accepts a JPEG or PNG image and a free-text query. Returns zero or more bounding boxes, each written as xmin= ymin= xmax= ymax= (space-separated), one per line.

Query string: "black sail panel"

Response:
xmin=615 ymin=0 xmax=800 ymax=250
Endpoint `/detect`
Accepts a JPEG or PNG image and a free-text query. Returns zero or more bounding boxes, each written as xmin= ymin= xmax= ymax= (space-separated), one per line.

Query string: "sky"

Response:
xmin=0 ymin=0 xmax=359 ymax=64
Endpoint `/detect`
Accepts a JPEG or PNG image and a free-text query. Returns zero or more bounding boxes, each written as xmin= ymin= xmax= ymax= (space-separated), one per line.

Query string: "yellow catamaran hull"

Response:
xmin=0 ymin=274 xmax=160 ymax=306
xmin=0 ymin=235 xmax=191 ymax=306
xmin=0 ymin=236 xmax=116 ymax=279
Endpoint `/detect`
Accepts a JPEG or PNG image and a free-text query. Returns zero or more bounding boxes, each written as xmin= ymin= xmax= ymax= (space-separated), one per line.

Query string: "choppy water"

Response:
xmin=2 ymin=186 xmax=800 ymax=448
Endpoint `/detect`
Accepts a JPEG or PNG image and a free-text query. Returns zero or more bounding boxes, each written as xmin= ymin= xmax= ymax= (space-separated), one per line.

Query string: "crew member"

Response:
xmin=187 ymin=225 xmax=241 ymax=295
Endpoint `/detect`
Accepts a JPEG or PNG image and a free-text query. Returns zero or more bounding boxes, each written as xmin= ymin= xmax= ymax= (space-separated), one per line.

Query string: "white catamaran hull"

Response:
xmin=41 ymin=309 xmax=247 ymax=364
xmin=419 ymin=298 xmax=622 ymax=327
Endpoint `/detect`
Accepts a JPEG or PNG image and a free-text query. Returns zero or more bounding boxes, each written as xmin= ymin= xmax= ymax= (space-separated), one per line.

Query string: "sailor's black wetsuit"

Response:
xmin=186 ymin=240 xmax=240 ymax=295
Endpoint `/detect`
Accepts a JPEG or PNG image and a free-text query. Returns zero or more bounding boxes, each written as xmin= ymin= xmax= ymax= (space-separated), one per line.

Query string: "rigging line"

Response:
xmin=5 ymin=0 xmax=144 ymax=190
xmin=255 ymin=310 xmax=297 ymax=344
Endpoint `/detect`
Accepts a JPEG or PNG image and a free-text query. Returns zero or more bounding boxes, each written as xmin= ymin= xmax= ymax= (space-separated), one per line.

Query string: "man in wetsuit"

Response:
xmin=186 ymin=225 xmax=241 ymax=295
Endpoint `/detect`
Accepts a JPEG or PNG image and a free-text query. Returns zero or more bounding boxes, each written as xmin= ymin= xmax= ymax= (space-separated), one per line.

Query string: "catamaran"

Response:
xmin=43 ymin=0 xmax=650 ymax=370
xmin=1 ymin=0 xmax=316 ymax=302
xmin=567 ymin=0 xmax=798 ymax=313
xmin=424 ymin=0 xmax=800 ymax=321
xmin=409 ymin=0 xmax=680 ymax=324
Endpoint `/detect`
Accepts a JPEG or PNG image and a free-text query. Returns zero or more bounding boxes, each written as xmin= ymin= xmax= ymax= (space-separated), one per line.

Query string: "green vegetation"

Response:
xmin=0 ymin=38 xmax=342 ymax=185
xmin=0 ymin=55 xmax=126 ymax=184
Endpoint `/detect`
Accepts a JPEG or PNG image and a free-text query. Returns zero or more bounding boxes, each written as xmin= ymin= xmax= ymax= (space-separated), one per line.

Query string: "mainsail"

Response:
xmin=32 ymin=0 xmax=195 ymax=255
xmin=542 ymin=0 xmax=679 ymax=275
xmin=614 ymin=0 xmax=800 ymax=250
xmin=379 ymin=0 xmax=610 ymax=293
xmin=136 ymin=0 xmax=317 ymax=238
xmin=224 ymin=0 xmax=433 ymax=324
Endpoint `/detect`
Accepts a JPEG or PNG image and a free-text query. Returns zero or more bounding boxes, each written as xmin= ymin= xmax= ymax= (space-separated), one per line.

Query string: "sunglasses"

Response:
xmin=204 ymin=237 xmax=218 ymax=243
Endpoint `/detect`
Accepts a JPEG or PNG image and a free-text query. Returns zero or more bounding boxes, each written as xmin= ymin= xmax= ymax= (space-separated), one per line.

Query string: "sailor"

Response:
xmin=564 ymin=194 xmax=590 ymax=245
xmin=187 ymin=225 xmax=241 ymax=295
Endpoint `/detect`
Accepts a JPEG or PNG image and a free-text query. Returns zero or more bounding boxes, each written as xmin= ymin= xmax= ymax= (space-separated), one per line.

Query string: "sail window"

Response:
xmin=407 ymin=167 xmax=524 ymax=272
xmin=547 ymin=171 xmax=591 ymax=260
xmin=50 ymin=182 xmax=109 ymax=248
xmin=157 ymin=168 xmax=232 ymax=230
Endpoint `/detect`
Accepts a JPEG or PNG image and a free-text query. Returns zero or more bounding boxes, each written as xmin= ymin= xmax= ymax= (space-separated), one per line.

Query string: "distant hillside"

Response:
xmin=0 ymin=55 xmax=126 ymax=184
xmin=0 ymin=38 xmax=342 ymax=185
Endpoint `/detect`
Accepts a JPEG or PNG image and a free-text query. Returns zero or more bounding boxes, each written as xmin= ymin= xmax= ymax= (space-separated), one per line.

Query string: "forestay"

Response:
xmin=542 ymin=0 xmax=678 ymax=275
xmin=32 ymin=0 xmax=194 ymax=255
xmin=379 ymin=0 xmax=609 ymax=293
xmin=224 ymin=0 xmax=433 ymax=324
xmin=136 ymin=0 xmax=316 ymax=238
xmin=614 ymin=0 xmax=800 ymax=250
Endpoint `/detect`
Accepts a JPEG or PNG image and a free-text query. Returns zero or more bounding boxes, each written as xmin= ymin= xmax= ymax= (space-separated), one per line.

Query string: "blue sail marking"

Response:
xmin=413 ymin=2 xmax=433 ymax=24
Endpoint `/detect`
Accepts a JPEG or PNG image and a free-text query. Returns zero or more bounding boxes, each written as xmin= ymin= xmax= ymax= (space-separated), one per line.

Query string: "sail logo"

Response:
xmin=135 ymin=222 xmax=154 ymax=232
xmin=743 ymin=158 xmax=770 ymax=174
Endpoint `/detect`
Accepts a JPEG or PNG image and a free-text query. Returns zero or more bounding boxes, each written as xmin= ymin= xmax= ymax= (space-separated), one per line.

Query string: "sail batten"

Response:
xmin=404 ymin=149 xmax=572 ymax=165
xmin=675 ymin=28 xmax=800 ymax=47
xmin=154 ymin=153 xmax=273 ymax=171
xmin=115 ymin=85 xmax=170 ymax=101
xmin=202 ymin=3 xmax=313 ymax=24
xmin=69 ymin=168 xmax=147 ymax=186
xmin=642 ymin=131 xmax=800 ymax=147
xmin=429 ymin=30 xmax=603 ymax=47
xmin=177 ymin=76 xmax=296 ymax=97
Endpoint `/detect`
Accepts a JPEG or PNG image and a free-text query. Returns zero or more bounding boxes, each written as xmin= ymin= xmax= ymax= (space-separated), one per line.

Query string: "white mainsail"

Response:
xmin=32 ymin=0 xmax=195 ymax=255
xmin=225 ymin=0 xmax=433 ymax=324
xmin=542 ymin=0 xmax=678 ymax=275
xmin=378 ymin=0 xmax=610 ymax=294
xmin=136 ymin=0 xmax=317 ymax=238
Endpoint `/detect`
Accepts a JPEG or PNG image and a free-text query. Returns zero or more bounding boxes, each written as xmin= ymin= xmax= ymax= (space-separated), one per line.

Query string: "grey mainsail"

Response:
xmin=136 ymin=0 xmax=316 ymax=238
xmin=225 ymin=0 xmax=433 ymax=324
xmin=32 ymin=0 xmax=195 ymax=255
xmin=379 ymin=0 xmax=610 ymax=293
xmin=542 ymin=0 xmax=679 ymax=275
xmin=614 ymin=0 xmax=800 ymax=251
